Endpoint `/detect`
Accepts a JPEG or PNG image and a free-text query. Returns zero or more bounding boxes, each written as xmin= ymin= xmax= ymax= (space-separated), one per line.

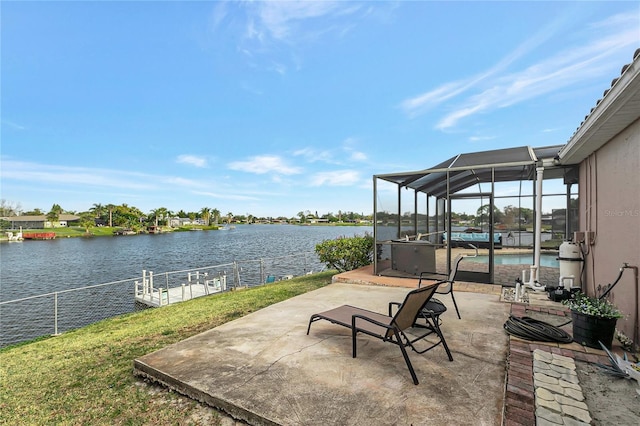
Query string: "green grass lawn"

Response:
xmin=13 ymin=226 xmax=118 ymax=238
xmin=0 ymin=271 xmax=336 ymax=425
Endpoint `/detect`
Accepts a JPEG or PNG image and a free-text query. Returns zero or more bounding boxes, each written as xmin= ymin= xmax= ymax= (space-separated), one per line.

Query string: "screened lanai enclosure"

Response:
xmin=373 ymin=145 xmax=578 ymax=285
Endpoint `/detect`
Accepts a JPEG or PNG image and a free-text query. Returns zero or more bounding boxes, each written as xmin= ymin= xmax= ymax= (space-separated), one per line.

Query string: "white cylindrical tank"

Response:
xmin=558 ymin=241 xmax=583 ymax=288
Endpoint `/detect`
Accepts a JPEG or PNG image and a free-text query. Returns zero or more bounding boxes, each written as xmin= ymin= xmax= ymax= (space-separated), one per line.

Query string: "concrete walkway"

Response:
xmin=134 ymin=280 xmax=510 ymax=425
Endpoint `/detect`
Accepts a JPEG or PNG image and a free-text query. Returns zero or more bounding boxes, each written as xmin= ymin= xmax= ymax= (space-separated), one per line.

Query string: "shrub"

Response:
xmin=315 ymin=234 xmax=374 ymax=272
xmin=563 ymin=291 xmax=623 ymax=319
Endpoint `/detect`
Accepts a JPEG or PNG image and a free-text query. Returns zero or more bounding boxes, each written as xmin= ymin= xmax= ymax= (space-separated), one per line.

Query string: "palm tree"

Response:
xmin=149 ymin=207 xmax=170 ymax=227
xmin=46 ymin=204 xmax=63 ymax=227
xmin=89 ymin=203 xmax=104 ymax=219
xmin=105 ymin=204 xmax=116 ymax=227
xmin=212 ymin=208 xmax=220 ymax=225
xmin=78 ymin=212 xmax=95 ymax=234
xmin=149 ymin=208 xmax=158 ymax=227
xmin=200 ymin=207 xmax=211 ymax=226
xmin=226 ymin=212 xmax=233 ymax=224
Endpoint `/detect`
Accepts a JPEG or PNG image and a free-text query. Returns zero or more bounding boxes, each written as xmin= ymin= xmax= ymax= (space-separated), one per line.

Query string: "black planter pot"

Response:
xmin=571 ymin=310 xmax=618 ymax=349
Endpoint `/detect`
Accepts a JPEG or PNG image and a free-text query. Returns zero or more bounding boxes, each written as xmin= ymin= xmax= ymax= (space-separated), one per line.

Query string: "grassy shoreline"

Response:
xmin=0 ymin=271 xmax=337 ymax=424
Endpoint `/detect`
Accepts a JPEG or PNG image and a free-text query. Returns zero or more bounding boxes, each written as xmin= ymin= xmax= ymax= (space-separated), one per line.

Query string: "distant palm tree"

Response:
xmin=78 ymin=212 xmax=94 ymax=234
xmin=90 ymin=203 xmax=105 ymax=219
xmin=200 ymin=207 xmax=211 ymax=226
xmin=212 ymin=208 xmax=220 ymax=225
xmin=46 ymin=204 xmax=63 ymax=227
xmin=226 ymin=212 xmax=233 ymax=224
xmin=149 ymin=207 xmax=169 ymax=227
xmin=105 ymin=204 xmax=116 ymax=227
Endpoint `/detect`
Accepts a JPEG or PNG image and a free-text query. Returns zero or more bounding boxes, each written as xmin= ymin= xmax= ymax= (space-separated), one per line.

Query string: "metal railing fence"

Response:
xmin=0 ymin=252 xmax=322 ymax=348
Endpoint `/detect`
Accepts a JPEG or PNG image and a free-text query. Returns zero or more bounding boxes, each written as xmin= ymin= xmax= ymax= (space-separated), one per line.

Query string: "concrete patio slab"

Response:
xmin=134 ymin=282 xmax=510 ymax=425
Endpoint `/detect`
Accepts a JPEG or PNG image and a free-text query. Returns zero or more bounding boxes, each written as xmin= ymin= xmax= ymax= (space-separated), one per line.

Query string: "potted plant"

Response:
xmin=563 ymin=291 xmax=624 ymax=349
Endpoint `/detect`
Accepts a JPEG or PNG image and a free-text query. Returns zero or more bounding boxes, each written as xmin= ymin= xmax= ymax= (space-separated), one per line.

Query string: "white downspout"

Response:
xmin=516 ymin=162 xmax=549 ymax=301
xmin=533 ymin=165 xmax=544 ymax=283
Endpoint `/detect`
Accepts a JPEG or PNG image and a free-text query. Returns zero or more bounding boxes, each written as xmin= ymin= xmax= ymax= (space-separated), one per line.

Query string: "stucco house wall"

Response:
xmin=559 ymin=48 xmax=640 ymax=348
xmin=2 ymin=215 xmax=80 ymax=229
xmin=578 ymin=117 xmax=640 ymax=343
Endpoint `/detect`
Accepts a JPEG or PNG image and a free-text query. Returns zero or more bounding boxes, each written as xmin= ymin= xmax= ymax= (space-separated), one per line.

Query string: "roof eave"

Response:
xmin=559 ymin=51 xmax=640 ymax=165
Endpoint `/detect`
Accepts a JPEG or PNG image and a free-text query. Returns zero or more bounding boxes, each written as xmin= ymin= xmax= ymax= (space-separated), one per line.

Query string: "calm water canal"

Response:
xmin=0 ymin=225 xmax=371 ymax=347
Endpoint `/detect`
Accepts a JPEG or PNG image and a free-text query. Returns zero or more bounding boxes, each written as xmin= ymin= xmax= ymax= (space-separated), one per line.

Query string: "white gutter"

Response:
xmin=559 ymin=51 xmax=640 ymax=165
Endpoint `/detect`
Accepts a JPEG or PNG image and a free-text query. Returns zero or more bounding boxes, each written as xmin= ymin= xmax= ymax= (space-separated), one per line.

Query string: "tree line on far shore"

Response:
xmin=0 ymin=199 xmax=372 ymax=232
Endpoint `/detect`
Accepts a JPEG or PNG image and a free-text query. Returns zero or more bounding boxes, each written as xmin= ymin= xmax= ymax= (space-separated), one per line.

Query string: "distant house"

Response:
xmin=169 ymin=217 xmax=202 ymax=227
xmin=2 ymin=215 xmax=81 ymax=229
xmin=558 ymin=48 xmax=640 ymax=347
xmin=308 ymin=218 xmax=329 ymax=224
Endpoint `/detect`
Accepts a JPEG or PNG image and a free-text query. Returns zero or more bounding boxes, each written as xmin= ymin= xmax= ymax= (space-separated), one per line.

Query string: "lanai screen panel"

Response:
xmin=372 ymin=144 xmax=569 ymax=278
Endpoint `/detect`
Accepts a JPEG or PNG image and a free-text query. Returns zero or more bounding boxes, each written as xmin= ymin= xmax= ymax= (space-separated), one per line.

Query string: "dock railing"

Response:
xmin=0 ymin=252 xmax=320 ymax=348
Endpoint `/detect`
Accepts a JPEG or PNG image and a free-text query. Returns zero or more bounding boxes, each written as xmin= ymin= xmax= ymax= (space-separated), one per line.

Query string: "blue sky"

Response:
xmin=2 ymin=1 xmax=639 ymax=218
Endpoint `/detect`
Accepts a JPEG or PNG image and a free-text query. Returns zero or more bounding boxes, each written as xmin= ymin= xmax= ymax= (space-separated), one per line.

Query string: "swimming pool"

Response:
xmin=464 ymin=253 xmax=559 ymax=268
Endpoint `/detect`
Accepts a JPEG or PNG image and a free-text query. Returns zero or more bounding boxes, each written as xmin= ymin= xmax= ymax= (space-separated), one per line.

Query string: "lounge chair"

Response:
xmin=306 ymin=283 xmax=453 ymax=385
xmin=419 ymin=254 xmax=464 ymax=319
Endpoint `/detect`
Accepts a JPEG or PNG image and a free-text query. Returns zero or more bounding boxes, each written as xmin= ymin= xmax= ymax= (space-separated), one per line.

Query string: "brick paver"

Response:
xmin=503 ymin=302 xmax=615 ymax=426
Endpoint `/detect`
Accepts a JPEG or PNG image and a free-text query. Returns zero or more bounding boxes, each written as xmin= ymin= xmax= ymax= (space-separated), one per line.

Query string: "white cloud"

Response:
xmin=209 ymin=1 xmax=228 ymax=30
xmin=293 ymin=147 xmax=335 ymax=163
xmin=469 ymin=135 xmax=495 ymax=142
xmin=310 ymin=170 xmax=360 ymax=186
xmin=398 ymin=16 xmax=554 ymax=119
xmin=293 ymin=140 xmax=368 ymax=165
xmin=2 ymin=119 xmax=26 ymax=130
xmin=164 ymin=176 xmax=206 ymax=188
xmin=400 ymin=80 xmax=475 ymax=118
xmin=176 ymin=154 xmax=208 ymax=168
xmin=341 ymin=137 xmax=368 ymax=162
xmin=1 ymin=160 xmax=209 ymax=192
xmin=350 ymin=151 xmax=367 ymax=161
xmin=250 ymin=1 xmax=357 ymax=42
xmin=400 ymin=10 xmax=639 ymax=130
xmin=192 ymin=190 xmax=259 ymax=201
xmin=227 ymin=155 xmax=303 ymax=175
xmin=2 ymin=160 xmax=155 ymax=190
xmin=232 ymin=1 xmax=371 ymax=74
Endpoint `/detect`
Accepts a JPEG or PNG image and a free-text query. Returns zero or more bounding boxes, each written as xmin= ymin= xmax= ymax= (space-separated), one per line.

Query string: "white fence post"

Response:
xmin=233 ymin=261 xmax=239 ymax=288
xmin=260 ymin=259 xmax=265 ymax=285
xmin=142 ymin=270 xmax=147 ymax=295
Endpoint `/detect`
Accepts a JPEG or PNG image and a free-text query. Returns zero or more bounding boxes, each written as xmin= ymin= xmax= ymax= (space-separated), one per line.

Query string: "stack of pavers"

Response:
xmin=532 ymin=349 xmax=592 ymax=425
